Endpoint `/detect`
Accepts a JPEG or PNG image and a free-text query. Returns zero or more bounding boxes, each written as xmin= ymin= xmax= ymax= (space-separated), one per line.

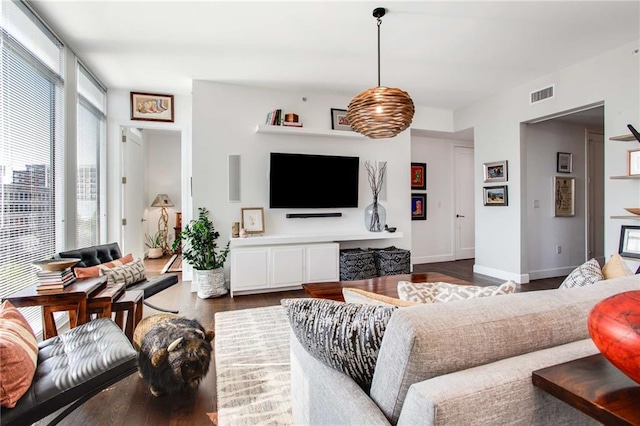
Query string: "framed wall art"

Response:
xmin=241 ymin=207 xmax=265 ymax=234
xmin=411 ymin=162 xmax=427 ymax=190
xmin=130 ymin=92 xmax=174 ymax=122
xmin=411 ymin=193 xmax=426 ymax=220
xmin=330 ymin=108 xmax=353 ymax=131
xmin=483 ymin=185 xmax=508 ymax=206
xmin=483 ymin=160 xmax=507 ymax=183
xmin=619 ymin=225 xmax=640 ymax=258
xmin=554 ymin=176 xmax=575 ymax=217
xmin=628 ymin=149 xmax=640 ymax=176
xmin=556 ymin=152 xmax=572 ymax=173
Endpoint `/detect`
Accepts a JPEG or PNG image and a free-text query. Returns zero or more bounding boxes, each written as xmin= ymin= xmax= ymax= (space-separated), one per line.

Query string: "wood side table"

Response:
xmin=532 ymin=353 xmax=640 ymax=425
xmin=5 ymin=276 xmax=107 ymax=339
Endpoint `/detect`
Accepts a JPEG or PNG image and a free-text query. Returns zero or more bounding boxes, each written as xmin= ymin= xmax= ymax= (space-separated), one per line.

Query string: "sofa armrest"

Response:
xmin=396 ymin=339 xmax=600 ymax=426
xmin=290 ymin=332 xmax=391 ymax=426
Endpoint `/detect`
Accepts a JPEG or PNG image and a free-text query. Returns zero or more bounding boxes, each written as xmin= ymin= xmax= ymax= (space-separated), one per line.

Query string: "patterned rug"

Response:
xmin=215 ymin=305 xmax=292 ymax=426
xmin=161 ymin=254 xmax=182 ymax=273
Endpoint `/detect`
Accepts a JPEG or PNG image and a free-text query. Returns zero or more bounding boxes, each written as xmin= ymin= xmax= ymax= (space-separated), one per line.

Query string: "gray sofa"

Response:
xmin=291 ymin=274 xmax=640 ymax=425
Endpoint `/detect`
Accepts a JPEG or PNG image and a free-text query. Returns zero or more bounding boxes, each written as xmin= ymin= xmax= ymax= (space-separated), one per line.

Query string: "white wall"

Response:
xmin=456 ymin=40 xmax=640 ymax=282
xmin=411 ymin=135 xmax=474 ymax=264
xmin=524 ymin=120 xmax=596 ymax=279
xmin=144 ymin=130 xmax=182 ymax=248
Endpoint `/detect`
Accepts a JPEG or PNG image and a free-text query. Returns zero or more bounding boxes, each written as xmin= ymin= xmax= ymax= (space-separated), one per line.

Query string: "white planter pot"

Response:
xmin=148 ymin=248 xmax=163 ymax=259
xmin=194 ymin=268 xmax=227 ymax=299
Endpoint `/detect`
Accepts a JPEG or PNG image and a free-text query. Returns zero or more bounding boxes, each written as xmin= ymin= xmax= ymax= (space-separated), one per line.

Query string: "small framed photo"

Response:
xmin=130 ymin=92 xmax=174 ymax=122
xmin=241 ymin=207 xmax=265 ymax=234
xmin=330 ymin=108 xmax=353 ymax=131
xmin=483 ymin=185 xmax=508 ymax=206
xmin=483 ymin=161 xmax=508 ymax=183
xmin=628 ymin=149 xmax=640 ymax=176
xmin=554 ymin=176 xmax=575 ymax=217
xmin=411 ymin=163 xmax=427 ymax=190
xmin=411 ymin=193 xmax=427 ymax=220
xmin=619 ymin=225 xmax=640 ymax=258
xmin=557 ymin=152 xmax=573 ymax=173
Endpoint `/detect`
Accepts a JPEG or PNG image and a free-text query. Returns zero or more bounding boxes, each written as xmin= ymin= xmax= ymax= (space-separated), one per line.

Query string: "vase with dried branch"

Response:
xmin=364 ymin=161 xmax=387 ymax=232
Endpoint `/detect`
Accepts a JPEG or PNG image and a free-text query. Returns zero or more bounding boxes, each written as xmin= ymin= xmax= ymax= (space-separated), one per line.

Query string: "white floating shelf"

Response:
xmin=255 ymin=124 xmax=366 ymax=140
xmin=610 ymin=175 xmax=640 ymax=180
xmin=609 ymin=134 xmax=636 ymax=142
xmin=610 ymin=216 xmax=640 ymax=220
xmin=230 ymin=231 xmax=403 ymax=247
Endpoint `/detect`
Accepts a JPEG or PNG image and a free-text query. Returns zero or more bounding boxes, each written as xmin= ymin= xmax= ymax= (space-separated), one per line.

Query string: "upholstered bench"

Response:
xmin=0 ymin=318 xmax=138 ymax=426
xmin=57 ymin=242 xmax=179 ymax=313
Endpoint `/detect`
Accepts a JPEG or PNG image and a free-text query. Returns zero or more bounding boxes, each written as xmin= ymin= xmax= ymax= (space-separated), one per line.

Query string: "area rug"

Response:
xmin=215 ymin=305 xmax=292 ymax=426
xmin=161 ymin=254 xmax=182 ymax=273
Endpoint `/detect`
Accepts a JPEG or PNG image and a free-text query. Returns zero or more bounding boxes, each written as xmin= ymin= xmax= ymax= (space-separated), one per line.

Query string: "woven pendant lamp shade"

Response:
xmin=347 ymin=86 xmax=414 ymax=139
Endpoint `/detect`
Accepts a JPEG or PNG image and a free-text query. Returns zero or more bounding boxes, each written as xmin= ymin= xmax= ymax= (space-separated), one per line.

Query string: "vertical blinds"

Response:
xmin=1 ymin=0 xmax=65 ymax=335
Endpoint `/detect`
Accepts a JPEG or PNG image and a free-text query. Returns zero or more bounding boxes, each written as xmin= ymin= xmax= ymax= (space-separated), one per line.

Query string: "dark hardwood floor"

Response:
xmin=39 ymin=257 xmax=563 ymax=425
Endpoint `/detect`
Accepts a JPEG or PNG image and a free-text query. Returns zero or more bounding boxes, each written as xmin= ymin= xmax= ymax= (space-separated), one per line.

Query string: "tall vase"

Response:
xmin=364 ymin=197 xmax=386 ymax=232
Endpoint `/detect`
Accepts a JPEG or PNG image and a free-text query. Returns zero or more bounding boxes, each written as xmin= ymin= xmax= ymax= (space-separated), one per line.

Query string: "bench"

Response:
xmin=0 ymin=318 xmax=138 ymax=426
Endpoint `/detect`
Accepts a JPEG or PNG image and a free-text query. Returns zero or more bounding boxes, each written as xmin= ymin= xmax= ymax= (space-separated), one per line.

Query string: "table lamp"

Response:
xmin=151 ymin=193 xmax=174 ymax=254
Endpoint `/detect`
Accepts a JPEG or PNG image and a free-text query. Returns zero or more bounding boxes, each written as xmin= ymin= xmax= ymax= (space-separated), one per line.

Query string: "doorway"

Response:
xmin=454 ymin=145 xmax=475 ymax=259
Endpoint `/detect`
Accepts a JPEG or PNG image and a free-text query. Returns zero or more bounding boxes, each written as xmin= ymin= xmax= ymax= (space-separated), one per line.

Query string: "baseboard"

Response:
xmin=527 ymin=266 xmax=574 ymax=281
xmin=473 ymin=264 xmax=529 ymax=284
xmin=411 ymin=254 xmax=455 ymax=264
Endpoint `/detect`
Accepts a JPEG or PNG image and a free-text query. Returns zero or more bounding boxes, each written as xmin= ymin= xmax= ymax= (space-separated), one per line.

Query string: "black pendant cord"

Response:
xmin=377 ymin=17 xmax=381 ymax=87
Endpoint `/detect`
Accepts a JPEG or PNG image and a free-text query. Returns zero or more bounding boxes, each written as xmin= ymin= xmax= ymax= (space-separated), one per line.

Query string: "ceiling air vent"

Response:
xmin=530 ymin=85 xmax=555 ymax=104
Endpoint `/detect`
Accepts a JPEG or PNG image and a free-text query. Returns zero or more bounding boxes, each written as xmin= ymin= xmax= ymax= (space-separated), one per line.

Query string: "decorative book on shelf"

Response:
xmin=36 ymin=267 xmax=76 ymax=291
xmin=265 ymin=109 xmax=301 ymax=126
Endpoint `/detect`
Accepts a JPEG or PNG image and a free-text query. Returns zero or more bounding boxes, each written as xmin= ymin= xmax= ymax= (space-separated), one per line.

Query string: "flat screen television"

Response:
xmin=269 ymin=152 xmax=359 ymax=209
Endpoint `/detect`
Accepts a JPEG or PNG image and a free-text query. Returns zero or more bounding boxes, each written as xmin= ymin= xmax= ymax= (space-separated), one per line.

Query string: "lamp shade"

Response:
xmin=151 ymin=193 xmax=174 ymax=208
xmin=347 ymin=86 xmax=415 ymax=139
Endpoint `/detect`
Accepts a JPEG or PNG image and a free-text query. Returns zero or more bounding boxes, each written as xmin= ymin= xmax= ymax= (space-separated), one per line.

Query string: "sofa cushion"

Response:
xmin=281 ymin=298 xmax=396 ymax=390
xmin=74 ymin=253 xmax=135 ymax=278
xmin=342 ymin=288 xmax=417 ymax=307
xmin=397 ymin=281 xmax=517 ymax=304
xmin=0 ymin=301 xmax=38 ymax=408
xmin=101 ymin=258 xmax=146 ymax=286
xmin=602 ymin=254 xmax=633 ymax=280
xmin=559 ymin=258 xmax=603 ymax=288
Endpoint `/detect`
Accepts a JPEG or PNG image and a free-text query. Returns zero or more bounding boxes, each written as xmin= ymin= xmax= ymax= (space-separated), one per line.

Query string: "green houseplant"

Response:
xmin=173 ymin=207 xmax=230 ymax=298
xmin=145 ymin=232 xmax=164 ymax=259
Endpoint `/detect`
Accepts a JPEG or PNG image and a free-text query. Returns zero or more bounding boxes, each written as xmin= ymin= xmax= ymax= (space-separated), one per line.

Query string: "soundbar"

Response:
xmin=286 ymin=213 xmax=342 ymax=219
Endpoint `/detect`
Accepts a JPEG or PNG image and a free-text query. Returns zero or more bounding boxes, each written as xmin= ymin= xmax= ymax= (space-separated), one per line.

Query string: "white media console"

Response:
xmin=229 ymin=231 xmax=403 ymax=296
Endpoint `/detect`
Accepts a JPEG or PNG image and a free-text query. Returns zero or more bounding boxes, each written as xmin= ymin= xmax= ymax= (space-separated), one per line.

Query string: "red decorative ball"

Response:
xmin=587 ymin=290 xmax=640 ymax=384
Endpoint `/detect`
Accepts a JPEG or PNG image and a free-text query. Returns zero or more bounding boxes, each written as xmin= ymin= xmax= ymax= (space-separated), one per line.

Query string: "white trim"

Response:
xmin=473 ymin=264 xmax=529 ymax=284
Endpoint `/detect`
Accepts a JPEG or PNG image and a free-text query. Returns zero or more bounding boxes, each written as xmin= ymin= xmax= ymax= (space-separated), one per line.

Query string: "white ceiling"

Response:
xmin=30 ymin=1 xmax=640 ymax=111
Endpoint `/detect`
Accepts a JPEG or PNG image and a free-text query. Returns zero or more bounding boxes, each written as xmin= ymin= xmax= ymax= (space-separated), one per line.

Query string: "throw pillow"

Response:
xmin=559 ymin=258 xmax=604 ymax=288
xmin=101 ymin=258 xmax=146 ymax=286
xmin=602 ymin=254 xmax=633 ymax=280
xmin=0 ymin=301 xmax=38 ymax=408
xmin=397 ymin=280 xmax=517 ymax=304
xmin=281 ymin=298 xmax=396 ymax=390
xmin=342 ymin=288 xmax=417 ymax=307
xmin=74 ymin=253 xmax=135 ymax=278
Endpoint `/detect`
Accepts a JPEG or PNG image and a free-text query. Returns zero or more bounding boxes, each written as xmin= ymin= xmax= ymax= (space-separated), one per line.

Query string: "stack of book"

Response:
xmin=265 ymin=109 xmax=303 ymax=127
xmin=36 ymin=267 xmax=76 ymax=293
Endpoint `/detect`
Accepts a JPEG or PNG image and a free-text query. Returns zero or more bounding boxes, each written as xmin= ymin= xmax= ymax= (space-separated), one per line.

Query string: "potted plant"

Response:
xmin=145 ymin=232 xmax=164 ymax=259
xmin=173 ymin=207 xmax=230 ymax=298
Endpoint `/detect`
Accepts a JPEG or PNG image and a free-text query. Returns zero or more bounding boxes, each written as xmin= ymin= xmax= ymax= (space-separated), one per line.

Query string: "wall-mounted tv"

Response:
xmin=269 ymin=152 xmax=359 ymax=209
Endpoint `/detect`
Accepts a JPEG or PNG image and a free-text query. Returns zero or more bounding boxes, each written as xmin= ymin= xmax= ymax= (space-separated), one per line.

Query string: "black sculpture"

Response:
xmin=628 ymin=124 xmax=640 ymax=142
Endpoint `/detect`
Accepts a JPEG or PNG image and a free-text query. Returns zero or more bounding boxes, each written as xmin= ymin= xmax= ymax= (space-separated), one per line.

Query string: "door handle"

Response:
xmin=456 ymin=214 xmax=465 ymax=218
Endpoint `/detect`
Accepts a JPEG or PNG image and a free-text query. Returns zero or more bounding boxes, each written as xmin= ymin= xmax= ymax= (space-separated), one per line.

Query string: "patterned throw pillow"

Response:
xmin=602 ymin=254 xmax=633 ymax=280
xmin=397 ymin=280 xmax=517 ymax=304
xmin=342 ymin=288 xmax=417 ymax=307
xmin=101 ymin=258 xmax=146 ymax=286
xmin=559 ymin=258 xmax=604 ymax=288
xmin=281 ymin=298 xmax=396 ymax=390
xmin=0 ymin=301 xmax=38 ymax=408
xmin=74 ymin=253 xmax=135 ymax=278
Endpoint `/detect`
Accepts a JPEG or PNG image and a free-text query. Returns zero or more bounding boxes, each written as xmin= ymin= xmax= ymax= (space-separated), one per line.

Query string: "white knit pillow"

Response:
xmin=559 ymin=258 xmax=603 ymax=288
xmin=397 ymin=281 xmax=517 ymax=304
xmin=101 ymin=258 xmax=146 ymax=286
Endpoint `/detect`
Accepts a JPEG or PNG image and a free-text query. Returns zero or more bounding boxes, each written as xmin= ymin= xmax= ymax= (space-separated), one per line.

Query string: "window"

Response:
xmin=76 ymin=64 xmax=106 ymax=247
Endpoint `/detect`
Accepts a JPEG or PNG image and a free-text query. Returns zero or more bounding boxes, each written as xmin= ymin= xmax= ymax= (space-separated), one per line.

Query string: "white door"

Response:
xmin=454 ymin=146 xmax=475 ymax=259
xmin=121 ymin=127 xmax=145 ymax=258
xmin=587 ymin=131 xmax=604 ymax=264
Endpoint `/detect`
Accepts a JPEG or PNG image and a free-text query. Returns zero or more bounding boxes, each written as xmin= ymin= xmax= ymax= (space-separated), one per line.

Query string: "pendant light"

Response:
xmin=346 ymin=7 xmax=415 ymax=139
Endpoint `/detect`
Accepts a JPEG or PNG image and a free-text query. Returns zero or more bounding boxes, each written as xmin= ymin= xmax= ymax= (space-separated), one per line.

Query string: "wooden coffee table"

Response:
xmin=532 ymin=353 xmax=640 ymax=425
xmin=302 ymin=272 xmax=471 ymax=301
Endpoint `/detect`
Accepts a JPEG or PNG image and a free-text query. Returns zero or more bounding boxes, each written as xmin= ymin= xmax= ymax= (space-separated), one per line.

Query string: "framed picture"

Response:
xmin=241 ymin=207 xmax=265 ymax=234
xmin=557 ymin=152 xmax=573 ymax=173
xmin=554 ymin=176 xmax=575 ymax=217
xmin=628 ymin=149 xmax=640 ymax=176
xmin=411 ymin=193 xmax=427 ymax=220
xmin=130 ymin=92 xmax=174 ymax=122
xmin=483 ymin=185 xmax=508 ymax=206
xmin=411 ymin=162 xmax=427 ymax=190
xmin=483 ymin=161 xmax=508 ymax=183
xmin=330 ymin=108 xmax=352 ymax=131
xmin=619 ymin=225 xmax=640 ymax=258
